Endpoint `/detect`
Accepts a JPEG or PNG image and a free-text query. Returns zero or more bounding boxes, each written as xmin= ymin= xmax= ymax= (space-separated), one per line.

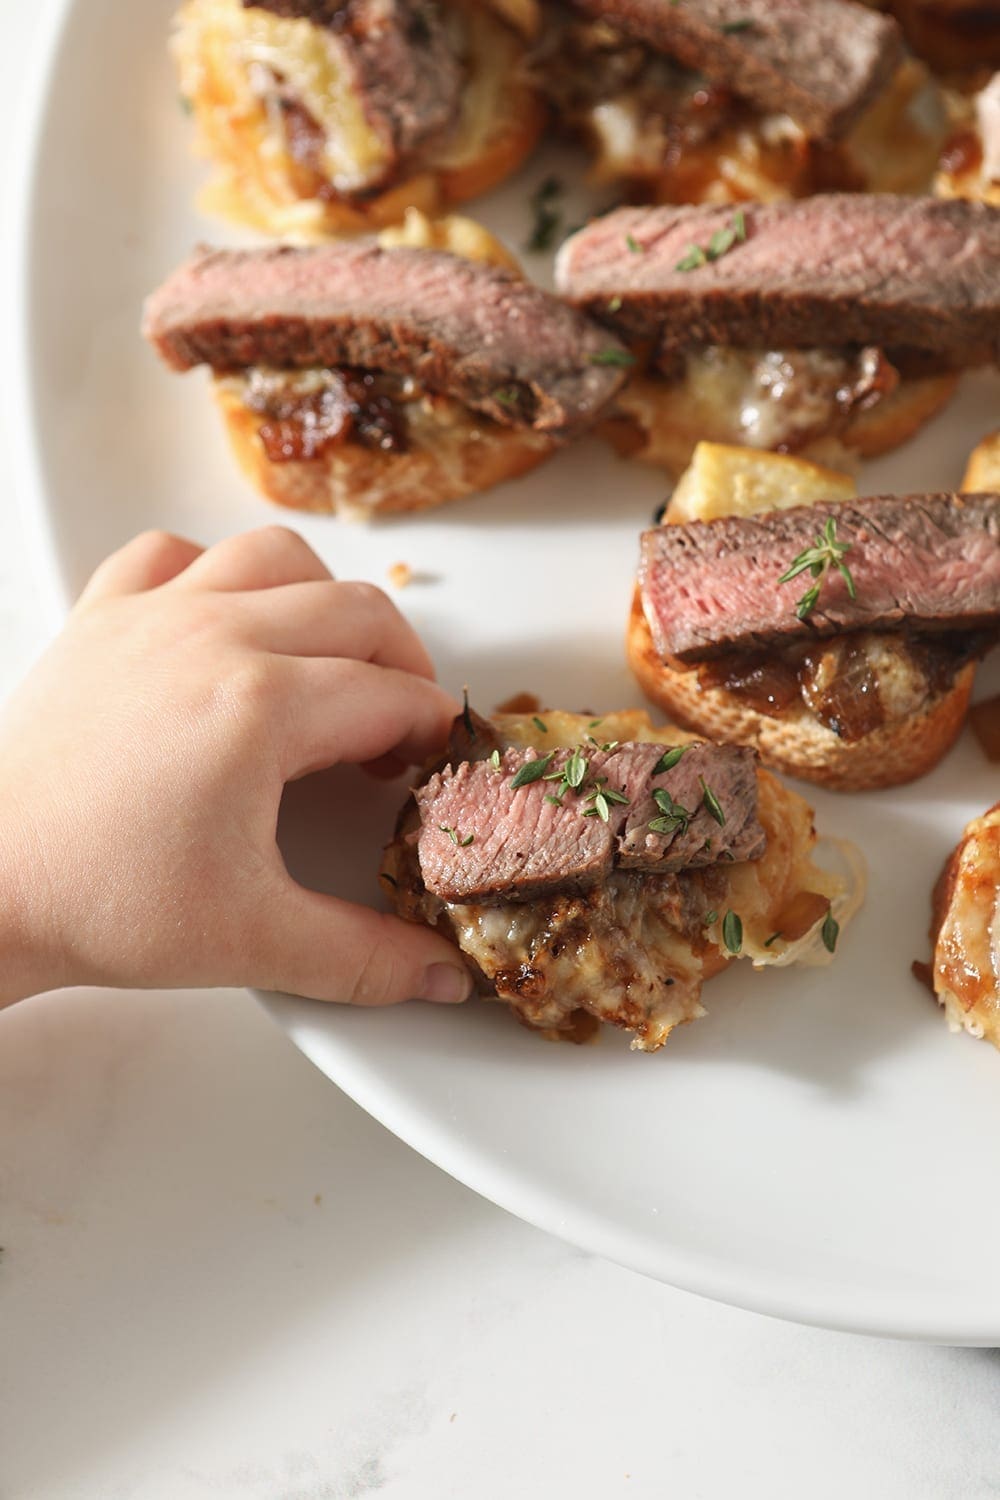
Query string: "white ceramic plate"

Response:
xmin=14 ymin=0 xmax=1000 ymax=1342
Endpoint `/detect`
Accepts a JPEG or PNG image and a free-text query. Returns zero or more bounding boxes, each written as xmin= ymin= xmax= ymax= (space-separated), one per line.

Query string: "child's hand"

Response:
xmin=0 ymin=527 xmax=473 ymax=1009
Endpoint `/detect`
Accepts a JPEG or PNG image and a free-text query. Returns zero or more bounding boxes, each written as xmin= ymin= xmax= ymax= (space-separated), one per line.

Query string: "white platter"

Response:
xmin=13 ymin=0 xmax=1000 ymax=1342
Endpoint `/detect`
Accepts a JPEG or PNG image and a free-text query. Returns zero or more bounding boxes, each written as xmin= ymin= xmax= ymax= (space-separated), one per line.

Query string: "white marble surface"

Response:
xmin=3 ymin=6 xmax=1000 ymax=1498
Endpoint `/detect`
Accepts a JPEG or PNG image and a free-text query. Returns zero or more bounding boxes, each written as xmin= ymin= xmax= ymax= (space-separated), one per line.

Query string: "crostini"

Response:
xmin=556 ymin=195 xmax=1000 ymax=476
xmin=381 ymin=705 xmax=863 ymax=1049
xmin=142 ymin=233 xmax=630 ymax=517
xmin=531 ymin=0 xmax=944 ymax=205
xmin=628 ymin=446 xmax=1000 ymax=792
xmin=173 ymin=0 xmax=545 ymax=237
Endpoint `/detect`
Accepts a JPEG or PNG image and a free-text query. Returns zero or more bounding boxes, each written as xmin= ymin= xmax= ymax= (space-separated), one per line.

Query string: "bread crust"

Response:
xmin=175 ymin=0 xmax=545 ymax=238
xmin=214 ymin=379 xmax=556 ymax=517
xmin=626 ymin=591 xmax=975 ymax=791
xmin=601 ymin=368 xmax=960 ymax=480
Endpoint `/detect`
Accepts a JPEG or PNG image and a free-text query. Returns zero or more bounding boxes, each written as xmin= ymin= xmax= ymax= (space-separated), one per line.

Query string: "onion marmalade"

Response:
xmin=699 ymin=631 xmax=984 ymax=742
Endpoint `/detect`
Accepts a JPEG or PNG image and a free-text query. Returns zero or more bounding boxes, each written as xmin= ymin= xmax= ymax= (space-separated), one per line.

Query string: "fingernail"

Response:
xmin=422 ymin=963 xmax=472 ymax=1005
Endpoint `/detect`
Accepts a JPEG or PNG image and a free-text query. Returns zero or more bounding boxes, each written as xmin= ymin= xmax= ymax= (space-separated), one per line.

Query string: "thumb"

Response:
xmin=249 ymin=882 xmax=474 ymax=1007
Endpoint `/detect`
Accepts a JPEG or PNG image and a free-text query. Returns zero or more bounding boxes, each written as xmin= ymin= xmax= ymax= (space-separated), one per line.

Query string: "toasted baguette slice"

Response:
xmin=215 ymin=378 xmax=555 ymax=517
xmin=382 ymin=708 xmax=864 ymax=1050
xmin=174 ymin=0 xmax=545 ymax=239
xmin=627 ymin=444 xmax=980 ymax=790
xmin=627 ymin=591 xmax=976 ymax=792
xmin=602 ymin=364 xmax=959 ymax=480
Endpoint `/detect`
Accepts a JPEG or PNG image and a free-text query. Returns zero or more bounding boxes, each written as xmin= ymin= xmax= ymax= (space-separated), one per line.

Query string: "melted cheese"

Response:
xmin=175 ymin=0 xmax=389 ymax=192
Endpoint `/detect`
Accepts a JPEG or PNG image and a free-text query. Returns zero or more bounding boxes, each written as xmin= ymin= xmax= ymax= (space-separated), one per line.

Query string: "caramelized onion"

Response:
xmin=494 ymin=691 xmax=542 ymax=714
xmin=768 ymin=890 xmax=831 ymax=945
xmin=939 ymin=128 xmax=983 ymax=178
xmin=699 ymin=653 xmax=800 ymax=715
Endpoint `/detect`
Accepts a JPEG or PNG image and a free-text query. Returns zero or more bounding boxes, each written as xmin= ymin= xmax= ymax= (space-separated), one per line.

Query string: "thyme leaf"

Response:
xmin=510 ymin=752 xmax=554 ymax=789
xmin=675 ymin=210 xmax=747 ymax=273
xmin=653 ymin=744 xmax=687 ymax=775
xmin=822 ymin=909 xmax=840 ymax=953
xmin=778 ymin=516 xmax=856 ymax=621
xmin=699 ymin=777 xmax=726 ymax=826
xmin=722 ymin=910 xmax=743 ymax=955
xmin=589 ymin=348 xmax=636 ymax=367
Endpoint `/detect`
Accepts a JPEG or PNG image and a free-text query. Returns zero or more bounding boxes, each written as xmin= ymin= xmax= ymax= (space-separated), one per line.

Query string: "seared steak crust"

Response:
xmin=566 ymin=0 xmax=902 ymax=139
xmin=414 ymin=740 xmax=764 ymax=903
xmin=143 ymin=244 xmax=629 ymax=436
xmin=640 ymin=492 xmax=1000 ymax=662
xmin=556 ymin=198 xmax=1000 ymax=370
xmin=244 ymin=0 xmax=462 ymax=167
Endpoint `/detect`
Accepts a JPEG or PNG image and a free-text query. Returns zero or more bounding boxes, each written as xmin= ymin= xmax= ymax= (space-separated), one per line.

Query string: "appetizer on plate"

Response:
xmin=556 ymin=195 xmax=1000 ymax=476
xmin=532 ymin=0 xmax=944 ymax=204
xmin=142 ymin=232 xmax=629 ymax=517
xmin=382 ymin=706 xmax=863 ymax=1050
xmin=172 ymin=0 xmax=545 ymax=237
xmin=628 ymin=445 xmax=1000 ymax=791
xmin=936 ymin=71 xmax=1000 ymax=206
xmin=924 ymin=802 xmax=1000 ymax=1049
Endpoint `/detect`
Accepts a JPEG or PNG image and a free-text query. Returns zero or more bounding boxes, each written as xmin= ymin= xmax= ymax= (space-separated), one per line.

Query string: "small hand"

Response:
xmin=0 ymin=526 xmax=471 ymax=1009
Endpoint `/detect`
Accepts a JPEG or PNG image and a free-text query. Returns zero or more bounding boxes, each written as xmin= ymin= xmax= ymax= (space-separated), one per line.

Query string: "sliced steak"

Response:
xmin=566 ymin=0 xmax=901 ymax=140
xmin=639 ymin=492 xmax=1000 ymax=662
xmin=143 ymin=244 xmax=629 ymax=436
xmin=414 ymin=741 xmax=764 ymax=904
xmin=244 ymin=0 xmax=462 ymax=172
xmin=556 ymin=197 xmax=1000 ymax=370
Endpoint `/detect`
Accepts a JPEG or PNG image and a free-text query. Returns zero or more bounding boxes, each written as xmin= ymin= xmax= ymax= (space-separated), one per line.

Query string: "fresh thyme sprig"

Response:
xmin=777 ymin=516 xmax=857 ymax=621
xmin=582 ymin=780 xmax=630 ymax=823
xmin=541 ymin=746 xmax=589 ymax=805
xmin=648 ymin=787 xmax=691 ymax=836
xmin=675 ymin=209 xmax=746 ymax=272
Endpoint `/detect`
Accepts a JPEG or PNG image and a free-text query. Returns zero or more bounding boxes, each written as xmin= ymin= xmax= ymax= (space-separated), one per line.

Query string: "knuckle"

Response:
xmin=131 ymin=528 xmax=182 ymax=558
xmin=342 ymin=580 xmax=390 ymax=613
xmin=252 ymin=524 xmax=319 ymax=565
xmin=225 ymin=653 xmax=285 ymax=714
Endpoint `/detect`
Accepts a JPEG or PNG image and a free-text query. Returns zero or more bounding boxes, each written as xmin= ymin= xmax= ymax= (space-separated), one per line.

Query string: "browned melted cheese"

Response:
xmin=382 ymin=710 xmax=856 ymax=1049
xmin=932 ymin=803 xmax=1000 ymax=1047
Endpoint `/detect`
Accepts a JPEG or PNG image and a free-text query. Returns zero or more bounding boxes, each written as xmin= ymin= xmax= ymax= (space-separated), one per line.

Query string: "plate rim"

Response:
xmin=13 ymin=0 xmax=1000 ymax=1345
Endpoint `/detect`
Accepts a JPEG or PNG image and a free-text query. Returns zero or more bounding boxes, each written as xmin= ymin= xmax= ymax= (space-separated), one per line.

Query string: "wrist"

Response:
xmin=0 ymin=803 xmax=70 ymax=1007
